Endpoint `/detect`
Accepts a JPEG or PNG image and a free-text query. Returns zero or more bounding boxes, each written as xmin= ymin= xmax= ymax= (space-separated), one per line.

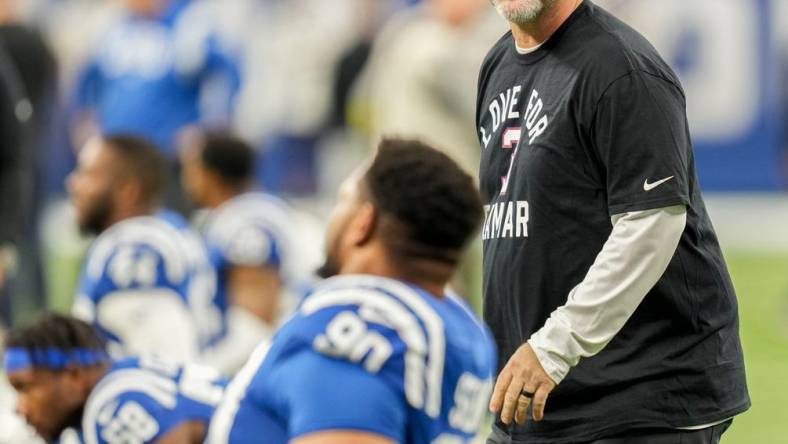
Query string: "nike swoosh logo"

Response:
xmin=643 ymin=176 xmax=674 ymax=191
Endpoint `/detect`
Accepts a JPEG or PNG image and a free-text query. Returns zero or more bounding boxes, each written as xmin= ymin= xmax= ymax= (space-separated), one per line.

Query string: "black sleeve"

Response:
xmin=0 ymin=70 xmax=22 ymax=246
xmin=592 ymin=71 xmax=691 ymax=215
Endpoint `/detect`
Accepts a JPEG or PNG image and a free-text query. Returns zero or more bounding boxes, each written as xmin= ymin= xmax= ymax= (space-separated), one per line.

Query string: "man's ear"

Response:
xmin=116 ymin=178 xmax=143 ymax=208
xmin=60 ymin=367 xmax=87 ymax=397
xmin=204 ymin=168 xmax=225 ymax=191
xmin=348 ymin=202 xmax=377 ymax=247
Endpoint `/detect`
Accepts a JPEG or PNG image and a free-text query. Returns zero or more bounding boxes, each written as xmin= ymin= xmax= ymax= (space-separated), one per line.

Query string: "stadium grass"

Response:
xmin=721 ymin=251 xmax=788 ymax=443
xmin=26 ymin=251 xmax=788 ymax=442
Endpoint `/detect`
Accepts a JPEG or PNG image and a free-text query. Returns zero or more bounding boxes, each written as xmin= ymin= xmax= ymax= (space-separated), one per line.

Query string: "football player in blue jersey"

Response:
xmin=3 ymin=313 xmax=226 ymax=444
xmin=71 ymin=0 xmax=240 ymax=156
xmin=68 ymin=134 xmax=215 ymax=362
xmin=180 ymin=132 xmax=321 ymax=374
xmin=206 ymin=138 xmax=497 ymax=444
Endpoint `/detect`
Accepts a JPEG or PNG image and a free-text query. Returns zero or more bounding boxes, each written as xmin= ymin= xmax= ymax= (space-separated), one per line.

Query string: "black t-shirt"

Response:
xmin=476 ymin=2 xmax=749 ymax=442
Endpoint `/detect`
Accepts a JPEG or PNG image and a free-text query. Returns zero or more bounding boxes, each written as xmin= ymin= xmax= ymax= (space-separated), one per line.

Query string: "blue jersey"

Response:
xmin=207 ymin=275 xmax=497 ymax=444
xmin=82 ymin=356 xmax=226 ymax=444
xmin=72 ymin=0 xmax=240 ymax=154
xmin=201 ymin=192 xmax=318 ymax=326
xmin=73 ymin=211 xmax=218 ymax=355
xmin=159 ymin=210 xmax=224 ymax=349
xmin=202 ymin=192 xmax=290 ymax=279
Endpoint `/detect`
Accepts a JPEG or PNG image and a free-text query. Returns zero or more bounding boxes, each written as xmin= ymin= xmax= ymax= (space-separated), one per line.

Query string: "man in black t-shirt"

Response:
xmin=477 ymin=1 xmax=750 ymax=443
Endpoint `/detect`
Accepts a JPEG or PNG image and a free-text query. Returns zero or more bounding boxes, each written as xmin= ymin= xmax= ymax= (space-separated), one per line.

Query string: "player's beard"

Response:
xmin=316 ymin=233 xmax=343 ymax=279
xmin=38 ymin=403 xmax=84 ymax=444
xmin=58 ymin=406 xmax=84 ymax=443
xmin=78 ymin=190 xmax=114 ymax=236
xmin=317 ymin=211 xmax=351 ymax=279
xmin=316 ymin=258 xmax=340 ymax=279
xmin=490 ymin=0 xmax=557 ymax=25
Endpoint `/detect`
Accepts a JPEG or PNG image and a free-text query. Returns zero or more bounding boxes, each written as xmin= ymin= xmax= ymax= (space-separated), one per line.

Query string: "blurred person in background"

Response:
xmin=180 ymin=132 xmax=319 ymax=374
xmin=68 ymin=134 xmax=214 ymax=363
xmin=329 ymin=0 xmax=391 ymax=132
xmin=356 ymin=0 xmax=504 ymax=176
xmin=0 ymin=0 xmax=56 ymax=136
xmin=70 ymin=0 xmax=240 ymax=212
xmin=231 ymin=0 xmax=362 ymax=196
xmin=0 ymin=25 xmax=36 ymax=444
xmin=4 ymin=313 xmax=226 ymax=444
xmin=0 ymin=45 xmax=26 ymax=327
xmin=0 ymin=0 xmax=57 ymax=325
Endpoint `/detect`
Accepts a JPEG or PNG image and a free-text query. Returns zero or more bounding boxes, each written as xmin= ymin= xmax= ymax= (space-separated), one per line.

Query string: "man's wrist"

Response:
xmin=527 ymin=336 xmax=569 ymax=385
xmin=528 ymin=312 xmax=584 ymax=385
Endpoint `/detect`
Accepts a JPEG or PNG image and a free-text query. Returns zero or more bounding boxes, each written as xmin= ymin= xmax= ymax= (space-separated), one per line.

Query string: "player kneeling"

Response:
xmin=207 ymin=139 xmax=497 ymax=444
xmin=3 ymin=314 xmax=226 ymax=444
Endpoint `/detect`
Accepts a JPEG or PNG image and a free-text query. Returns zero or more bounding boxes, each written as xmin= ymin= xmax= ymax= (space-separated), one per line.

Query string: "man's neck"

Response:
xmin=207 ymin=186 xmax=244 ymax=209
xmin=340 ymin=245 xmax=451 ymax=298
xmin=106 ymin=204 xmax=155 ymax=229
xmin=510 ymin=0 xmax=582 ymax=49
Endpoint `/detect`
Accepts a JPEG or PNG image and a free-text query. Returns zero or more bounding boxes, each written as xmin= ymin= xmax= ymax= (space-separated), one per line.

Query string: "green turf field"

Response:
xmin=722 ymin=252 xmax=788 ymax=443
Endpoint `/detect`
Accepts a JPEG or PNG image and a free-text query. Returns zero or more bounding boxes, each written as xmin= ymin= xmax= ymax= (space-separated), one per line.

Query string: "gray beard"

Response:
xmin=493 ymin=0 xmax=556 ymax=25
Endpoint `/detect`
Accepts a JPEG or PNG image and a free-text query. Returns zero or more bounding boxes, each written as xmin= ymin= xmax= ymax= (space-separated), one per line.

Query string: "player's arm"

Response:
xmin=217 ymin=223 xmax=284 ymax=325
xmin=197 ymin=301 xmax=273 ymax=375
xmin=291 ymin=431 xmax=395 ymax=444
xmin=228 ymin=265 xmax=281 ymax=324
xmin=198 ymin=229 xmax=282 ymax=374
xmin=153 ymin=421 xmax=207 ymax=444
xmin=201 ymin=225 xmax=282 ymax=374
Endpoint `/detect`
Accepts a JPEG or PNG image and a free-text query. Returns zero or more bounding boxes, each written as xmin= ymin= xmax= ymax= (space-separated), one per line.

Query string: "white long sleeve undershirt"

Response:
xmin=527 ymin=205 xmax=687 ymax=385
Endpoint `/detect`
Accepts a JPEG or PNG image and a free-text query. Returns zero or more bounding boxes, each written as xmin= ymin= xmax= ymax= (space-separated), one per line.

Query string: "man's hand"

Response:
xmin=489 ymin=343 xmax=556 ymax=425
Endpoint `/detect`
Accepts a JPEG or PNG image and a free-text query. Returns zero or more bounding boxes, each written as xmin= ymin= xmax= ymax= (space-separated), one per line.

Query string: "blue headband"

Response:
xmin=3 ymin=348 xmax=109 ymax=372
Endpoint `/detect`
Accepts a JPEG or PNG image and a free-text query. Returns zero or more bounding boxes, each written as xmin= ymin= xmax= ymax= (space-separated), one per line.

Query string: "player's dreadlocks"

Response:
xmin=363 ymin=138 xmax=484 ymax=265
xmin=103 ymin=133 xmax=167 ymax=207
xmin=4 ymin=313 xmax=106 ymax=362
